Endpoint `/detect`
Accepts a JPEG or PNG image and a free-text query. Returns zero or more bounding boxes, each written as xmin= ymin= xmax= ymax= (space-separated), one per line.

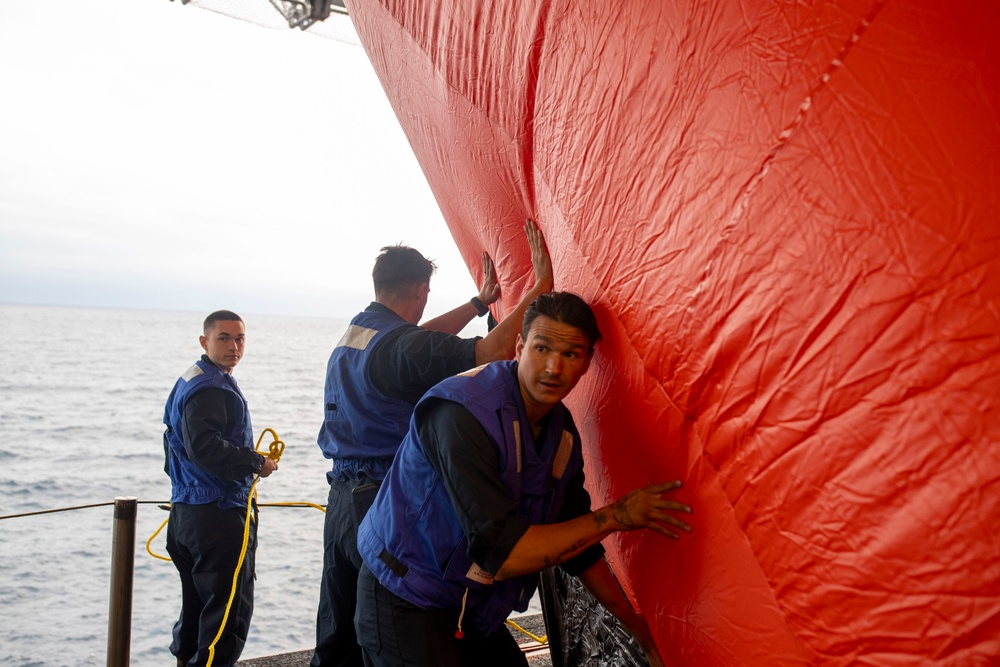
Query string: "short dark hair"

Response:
xmin=522 ymin=292 xmax=602 ymax=353
xmin=372 ymin=245 xmax=437 ymax=296
xmin=203 ymin=310 xmax=243 ymax=335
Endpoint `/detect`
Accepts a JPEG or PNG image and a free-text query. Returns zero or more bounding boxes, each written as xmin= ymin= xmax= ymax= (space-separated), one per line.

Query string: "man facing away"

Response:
xmin=162 ymin=310 xmax=278 ymax=667
xmin=311 ymin=221 xmax=553 ymax=667
xmin=355 ymin=292 xmax=693 ymax=667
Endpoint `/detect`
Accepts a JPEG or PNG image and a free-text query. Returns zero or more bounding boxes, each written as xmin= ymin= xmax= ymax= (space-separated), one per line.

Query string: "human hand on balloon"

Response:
xmin=477 ymin=251 xmax=500 ymax=306
xmin=524 ymin=219 xmax=554 ymax=292
xmin=607 ymin=480 xmax=692 ymax=539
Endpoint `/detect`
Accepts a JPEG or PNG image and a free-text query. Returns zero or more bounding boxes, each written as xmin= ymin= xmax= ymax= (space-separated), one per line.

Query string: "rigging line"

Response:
xmin=0 ymin=499 xmax=170 ymax=521
xmin=3 ymin=499 xmax=326 ymax=522
xmin=1 ymin=502 xmax=113 ymax=520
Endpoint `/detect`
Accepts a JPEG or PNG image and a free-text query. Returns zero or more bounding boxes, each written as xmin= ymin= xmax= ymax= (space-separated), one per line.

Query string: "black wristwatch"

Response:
xmin=470 ymin=296 xmax=489 ymax=317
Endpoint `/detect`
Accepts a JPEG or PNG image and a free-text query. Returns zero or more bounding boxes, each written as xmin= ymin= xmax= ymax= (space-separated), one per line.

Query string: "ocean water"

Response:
xmin=0 ymin=304 xmax=347 ymax=666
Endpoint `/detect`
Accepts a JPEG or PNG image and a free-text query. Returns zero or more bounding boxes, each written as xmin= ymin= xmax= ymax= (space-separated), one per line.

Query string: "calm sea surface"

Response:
xmin=0 ymin=304 xmax=350 ymax=666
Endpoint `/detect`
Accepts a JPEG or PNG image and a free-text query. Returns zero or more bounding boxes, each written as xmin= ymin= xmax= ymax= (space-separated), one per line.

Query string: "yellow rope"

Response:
xmin=206 ymin=478 xmax=258 ymax=667
xmin=146 ymin=427 xmax=329 ymax=560
xmin=260 ymin=501 xmax=327 ymax=512
xmin=143 ymin=428 xmax=315 ymax=666
xmin=145 ymin=518 xmax=172 ymax=561
xmin=505 ymin=618 xmax=548 ymax=644
xmin=205 ymin=428 xmax=284 ymax=667
xmin=257 ymin=427 xmax=286 ymax=463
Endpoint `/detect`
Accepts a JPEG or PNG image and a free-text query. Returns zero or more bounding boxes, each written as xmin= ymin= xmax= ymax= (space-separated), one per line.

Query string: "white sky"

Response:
xmin=0 ymin=0 xmax=484 ymax=326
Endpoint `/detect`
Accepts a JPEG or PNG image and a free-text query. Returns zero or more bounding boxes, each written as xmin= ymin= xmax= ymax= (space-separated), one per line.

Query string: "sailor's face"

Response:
xmin=515 ymin=315 xmax=591 ymax=422
xmin=200 ymin=320 xmax=246 ymax=373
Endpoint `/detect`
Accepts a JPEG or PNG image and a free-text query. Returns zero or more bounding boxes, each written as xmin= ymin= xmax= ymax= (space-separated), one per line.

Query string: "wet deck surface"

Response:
xmin=236 ymin=613 xmax=552 ymax=666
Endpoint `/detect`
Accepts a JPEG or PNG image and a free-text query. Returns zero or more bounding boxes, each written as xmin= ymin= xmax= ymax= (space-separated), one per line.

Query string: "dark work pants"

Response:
xmin=355 ymin=564 xmax=528 ymax=667
xmin=166 ymin=502 xmax=256 ymax=667
xmin=311 ymin=475 xmax=380 ymax=667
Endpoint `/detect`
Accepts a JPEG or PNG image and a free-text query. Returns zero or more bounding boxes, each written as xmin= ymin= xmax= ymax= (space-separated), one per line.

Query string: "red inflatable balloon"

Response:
xmin=346 ymin=1 xmax=1000 ymax=663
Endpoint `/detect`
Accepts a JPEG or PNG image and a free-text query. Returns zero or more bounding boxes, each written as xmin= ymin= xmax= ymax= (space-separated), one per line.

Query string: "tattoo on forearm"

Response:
xmin=502 ymin=537 xmax=590 ymax=579
xmin=612 ymin=500 xmax=638 ymax=530
xmin=563 ymin=539 xmax=587 ymax=557
xmin=541 ymin=539 xmax=589 ymax=571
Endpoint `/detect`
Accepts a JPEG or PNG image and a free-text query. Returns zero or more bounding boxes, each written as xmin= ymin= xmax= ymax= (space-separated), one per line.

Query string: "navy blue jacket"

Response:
xmin=358 ymin=361 xmax=585 ymax=633
xmin=317 ymin=308 xmax=419 ymax=480
xmin=163 ymin=358 xmax=255 ymax=510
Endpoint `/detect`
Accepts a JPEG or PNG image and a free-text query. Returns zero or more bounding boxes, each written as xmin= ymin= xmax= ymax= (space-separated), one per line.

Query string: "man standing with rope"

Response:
xmin=311 ymin=221 xmax=552 ymax=667
xmin=163 ymin=310 xmax=278 ymax=667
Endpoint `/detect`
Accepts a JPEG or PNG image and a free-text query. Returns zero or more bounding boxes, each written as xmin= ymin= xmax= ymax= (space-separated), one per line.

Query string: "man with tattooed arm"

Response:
xmin=354 ymin=291 xmax=693 ymax=667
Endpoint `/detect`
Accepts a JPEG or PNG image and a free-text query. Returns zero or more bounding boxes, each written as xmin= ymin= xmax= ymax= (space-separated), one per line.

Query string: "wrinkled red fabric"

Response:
xmin=345 ymin=1 xmax=1000 ymax=664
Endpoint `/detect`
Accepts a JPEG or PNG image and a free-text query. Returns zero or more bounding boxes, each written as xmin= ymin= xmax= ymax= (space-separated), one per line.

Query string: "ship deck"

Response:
xmin=235 ymin=613 xmax=552 ymax=666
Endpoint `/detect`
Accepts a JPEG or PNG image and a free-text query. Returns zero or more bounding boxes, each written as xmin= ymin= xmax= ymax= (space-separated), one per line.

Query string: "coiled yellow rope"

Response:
xmin=145 ymin=428 xmax=326 ymax=560
xmin=145 ymin=428 xmax=324 ymax=667
xmin=204 ymin=428 xmax=285 ymax=667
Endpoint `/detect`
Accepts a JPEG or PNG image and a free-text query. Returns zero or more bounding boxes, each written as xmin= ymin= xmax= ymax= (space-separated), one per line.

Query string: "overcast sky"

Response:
xmin=0 ymin=0 xmax=483 ymax=324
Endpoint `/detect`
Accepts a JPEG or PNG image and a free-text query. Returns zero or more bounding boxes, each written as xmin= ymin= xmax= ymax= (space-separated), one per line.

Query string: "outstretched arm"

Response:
xmin=420 ymin=251 xmax=500 ymax=334
xmin=494 ymin=481 xmax=691 ymax=581
xmin=473 ymin=219 xmax=554 ymax=364
xmin=578 ymin=559 xmax=666 ymax=667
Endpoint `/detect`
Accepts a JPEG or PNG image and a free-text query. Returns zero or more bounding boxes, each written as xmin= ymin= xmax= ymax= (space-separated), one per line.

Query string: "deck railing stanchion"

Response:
xmin=107 ymin=496 xmax=137 ymax=667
